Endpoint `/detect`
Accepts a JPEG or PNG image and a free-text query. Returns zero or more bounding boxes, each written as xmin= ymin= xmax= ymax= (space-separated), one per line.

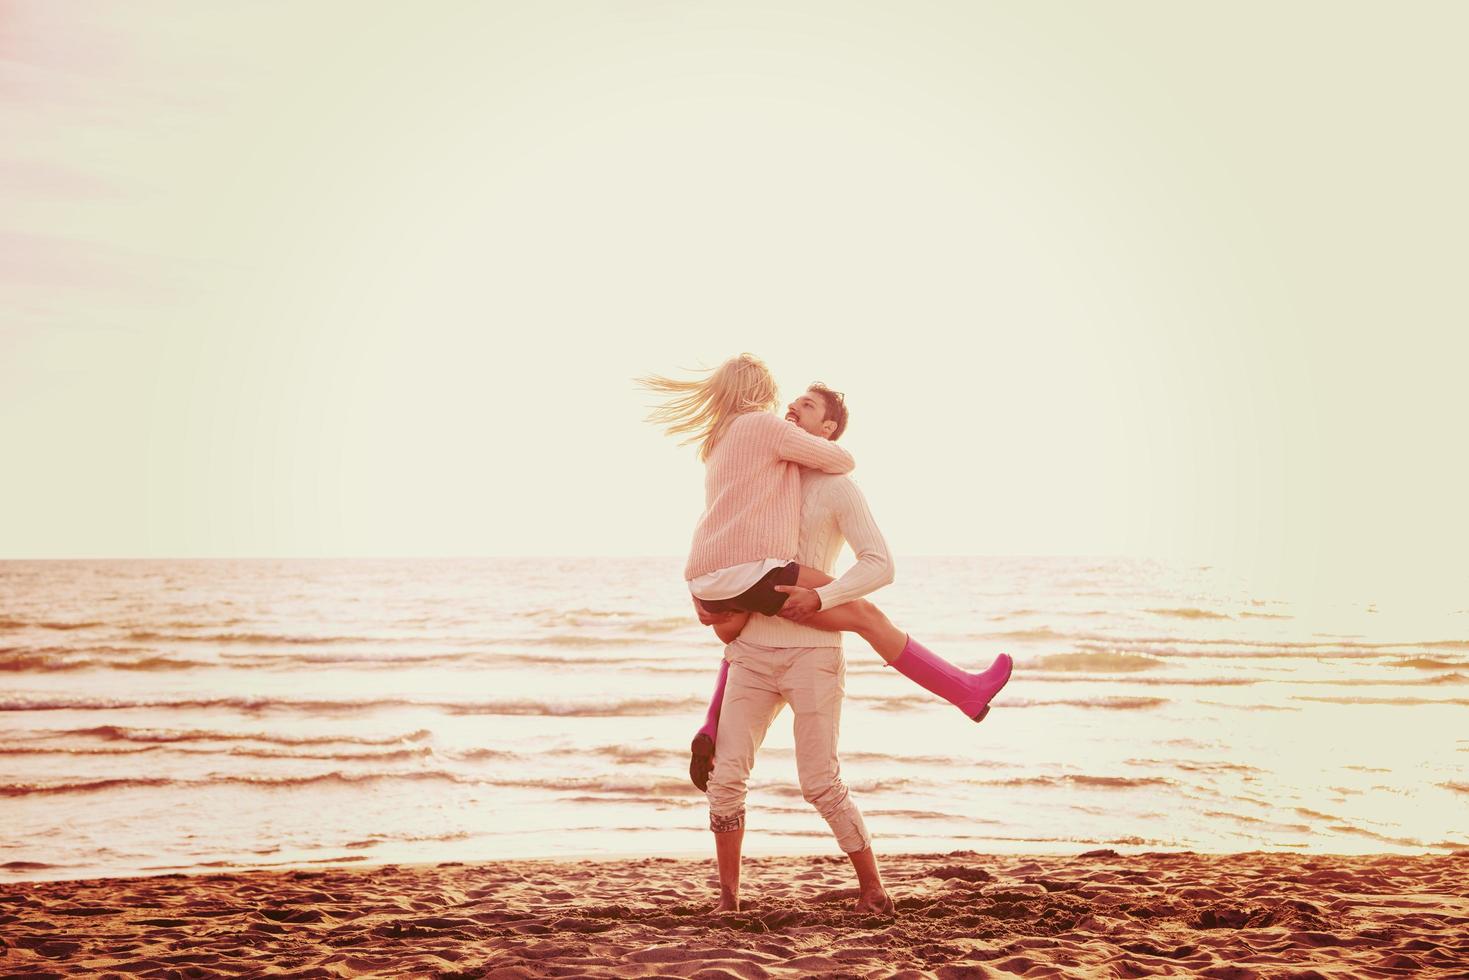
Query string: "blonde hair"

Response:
xmin=637 ymin=353 xmax=779 ymax=461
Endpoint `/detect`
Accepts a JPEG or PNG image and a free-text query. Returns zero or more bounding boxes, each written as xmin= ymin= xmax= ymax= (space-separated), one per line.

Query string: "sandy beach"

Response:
xmin=3 ymin=850 xmax=1466 ymax=978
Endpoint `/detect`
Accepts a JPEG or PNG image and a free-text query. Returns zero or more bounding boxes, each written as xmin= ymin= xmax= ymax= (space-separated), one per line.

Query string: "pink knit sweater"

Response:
xmin=684 ymin=411 xmax=856 ymax=581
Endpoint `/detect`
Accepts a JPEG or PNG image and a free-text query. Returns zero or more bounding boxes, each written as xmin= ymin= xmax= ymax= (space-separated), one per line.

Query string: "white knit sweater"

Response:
xmin=739 ymin=471 xmax=895 ymax=650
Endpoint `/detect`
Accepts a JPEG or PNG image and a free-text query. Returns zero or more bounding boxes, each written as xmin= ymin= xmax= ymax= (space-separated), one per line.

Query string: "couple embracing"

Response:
xmin=639 ymin=354 xmax=1012 ymax=916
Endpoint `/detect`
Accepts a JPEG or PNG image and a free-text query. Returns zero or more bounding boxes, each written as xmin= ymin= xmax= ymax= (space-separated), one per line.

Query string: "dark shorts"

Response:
xmin=696 ymin=562 xmax=800 ymax=618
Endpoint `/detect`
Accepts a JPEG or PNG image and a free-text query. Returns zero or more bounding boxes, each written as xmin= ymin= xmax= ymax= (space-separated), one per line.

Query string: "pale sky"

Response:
xmin=2 ymin=2 xmax=1465 ymax=598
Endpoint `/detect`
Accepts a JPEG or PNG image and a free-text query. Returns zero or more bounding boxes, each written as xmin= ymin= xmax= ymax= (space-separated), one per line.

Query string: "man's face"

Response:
xmin=785 ymin=390 xmax=835 ymax=440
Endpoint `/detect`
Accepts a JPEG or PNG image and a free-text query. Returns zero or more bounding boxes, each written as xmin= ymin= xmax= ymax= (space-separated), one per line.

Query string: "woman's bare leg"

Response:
xmin=790 ymin=568 xmax=910 ymax=658
xmin=794 ymin=597 xmax=1013 ymax=721
xmin=796 ymin=599 xmax=906 ymax=663
xmin=793 ymin=566 xmax=835 ymax=590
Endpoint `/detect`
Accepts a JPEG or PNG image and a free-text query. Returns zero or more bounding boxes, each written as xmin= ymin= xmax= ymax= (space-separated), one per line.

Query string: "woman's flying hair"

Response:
xmin=637 ymin=353 xmax=779 ymax=461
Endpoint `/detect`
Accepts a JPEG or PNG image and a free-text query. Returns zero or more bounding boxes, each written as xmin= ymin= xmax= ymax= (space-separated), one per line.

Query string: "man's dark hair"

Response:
xmin=807 ymin=382 xmax=849 ymax=441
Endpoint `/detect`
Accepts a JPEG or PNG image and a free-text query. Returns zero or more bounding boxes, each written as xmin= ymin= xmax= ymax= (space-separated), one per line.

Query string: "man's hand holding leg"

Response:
xmin=772 ymin=585 xmax=822 ymax=622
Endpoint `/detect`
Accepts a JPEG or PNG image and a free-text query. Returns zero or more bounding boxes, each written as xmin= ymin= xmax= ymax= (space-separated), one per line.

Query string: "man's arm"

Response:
xmin=812 ymin=478 xmax=894 ymax=611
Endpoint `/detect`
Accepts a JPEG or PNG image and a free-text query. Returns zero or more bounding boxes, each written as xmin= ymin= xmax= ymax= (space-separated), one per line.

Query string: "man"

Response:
xmin=694 ymin=383 xmax=898 ymax=916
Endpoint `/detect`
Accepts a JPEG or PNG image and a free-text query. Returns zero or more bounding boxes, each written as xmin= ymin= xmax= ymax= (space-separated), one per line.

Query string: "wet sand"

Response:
xmin=2 ymin=850 xmax=1467 ymax=977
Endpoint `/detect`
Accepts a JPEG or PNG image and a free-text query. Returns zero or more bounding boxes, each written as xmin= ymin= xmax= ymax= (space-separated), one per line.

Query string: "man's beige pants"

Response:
xmin=705 ymin=638 xmax=872 ymax=854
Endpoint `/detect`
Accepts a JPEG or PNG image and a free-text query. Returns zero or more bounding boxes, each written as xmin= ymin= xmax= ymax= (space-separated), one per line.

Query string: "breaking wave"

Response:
xmin=860 ymin=693 xmax=1170 ymax=711
xmin=1146 ymin=608 xmax=1231 ymax=620
xmin=0 ymin=770 xmax=480 ymax=797
xmin=1290 ymin=695 xmax=1469 ymax=707
xmin=0 ymin=694 xmax=705 ymax=717
xmin=0 ymin=742 xmax=435 ymax=762
xmin=48 ymin=725 xmax=433 ymax=747
xmin=970 ymin=774 xmax=1176 ymax=790
xmin=1031 ymin=652 xmax=1165 ymax=672
xmin=1011 ymin=696 xmax=1170 ymax=710
xmin=0 ymin=652 xmax=212 ymax=672
xmin=125 ymin=630 xmax=366 ymax=645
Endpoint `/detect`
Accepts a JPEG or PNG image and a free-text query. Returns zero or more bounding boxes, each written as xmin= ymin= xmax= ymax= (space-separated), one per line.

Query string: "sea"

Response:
xmin=2 ymin=557 xmax=1465 ymax=882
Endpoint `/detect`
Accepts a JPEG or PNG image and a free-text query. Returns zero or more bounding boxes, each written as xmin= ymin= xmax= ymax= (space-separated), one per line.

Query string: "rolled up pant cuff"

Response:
xmin=709 ymin=808 xmax=745 ymax=834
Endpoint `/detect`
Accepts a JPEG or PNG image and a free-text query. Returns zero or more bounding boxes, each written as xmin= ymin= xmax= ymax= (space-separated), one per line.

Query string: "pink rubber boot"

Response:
xmin=890 ymin=637 xmax=1013 ymax=722
xmin=689 ymin=660 xmax=729 ymax=791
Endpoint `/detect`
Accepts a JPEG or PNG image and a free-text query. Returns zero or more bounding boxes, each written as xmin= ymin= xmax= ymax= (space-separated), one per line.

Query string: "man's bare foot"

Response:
xmin=690 ymin=733 xmax=715 ymax=792
xmin=853 ymin=888 xmax=895 ymax=916
xmin=710 ymin=895 xmax=740 ymax=914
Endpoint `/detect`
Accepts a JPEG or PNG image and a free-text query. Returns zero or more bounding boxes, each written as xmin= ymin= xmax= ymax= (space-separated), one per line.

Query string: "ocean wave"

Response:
xmin=0 ymin=695 xmax=395 ymax=713
xmin=0 ymin=618 xmax=105 ymax=631
xmin=859 ymin=693 xmax=1170 ymax=711
xmin=1325 ymin=823 xmax=1423 ymax=848
xmin=985 ymin=608 xmax=1043 ymax=620
xmin=977 ymin=627 xmax=1069 ymax=641
xmin=547 ymin=743 xmax=992 ymax=769
xmin=343 ymin=831 xmax=474 ymax=848
xmin=1313 ymin=672 xmax=1469 ymax=687
xmin=1199 ymin=699 xmax=1301 ymax=712
xmin=443 ymin=747 xmax=519 ymax=761
xmin=534 ymin=609 xmax=693 ymax=634
xmin=514 ymin=634 xmax=669 ymax=647
xmin=0 ymin=770 xmax=478 ymax=797
xmin=0 ymin=694 xmax=706 ymax=717
xmin=220 ymin=745 xmax=437 ymax=762
xmin=220 ymin=653 xmax=465 ymax=671
xmin=488 ymin=774 xmax=697 ymax=796
xmin=841 ymin=749 xmax=983 ymax=767
xmin=444 ymin=696 xmax=705 ymax=717
xmin=1073 ymin=636 xmax=1469 ymax=656
xmin=1002 ymin=696 xmax=1171 ymax=711
xmin=545 ymin=744 xmax=676 ymax=765
xmin=0 ymin=744 xmax=161 ymax=757
xmin=1031 ymin=652 xmax=1165 ymax=672
xmin=1123 ymin=758 xmax=1264 ymax=775
xmin=0 ymin=652 xmax=212 ymax=672
xmin=494 ymin=651 xmax=686 ymax=666
xmin=0 ymin=646 xmax=697 ymax=672
xmin=0 ymin=742 xmax=434 ymax=762
xmin=125 ymin=630 xmax=366 ymax=645
xmin=1290 ymin=695 xmax=1469 ymax=707
xmin=229 ymin=651 xmax=479 ymax=670
xmin=1146 ymin=608 xmax=1232 ymax=620
xmin=864 ymin=808 xmax=973 ymax=821
xmin=1202 ymin=809 xmax=1310 ymax=832
xmin=1073 ymin=640 xmax=1379 ymax=660
xmin=2 ymin=643 xmax=148 ymax=656
xmin=1025 ymin=674 xmax=1256 ymax=687
xmin=1388 ymin=657 xmax=1466 ymax=670
xmin=55 ymin=725 xmax=433 ymax=747
xmin=2 ymin=776 xmax=177 ymax=796
xmin=221 ymin=650 xmax=687 ymax=670
xmin=762 ymin=776 xmax=934 ymax=798
xmin=970 ymin=774 xmax=1175 ymax=790
xmin=560 ymin=794 xmax=699 ymax=807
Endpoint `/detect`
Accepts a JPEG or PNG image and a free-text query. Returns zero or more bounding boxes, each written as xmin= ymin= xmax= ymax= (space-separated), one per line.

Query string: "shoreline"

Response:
xmin=13 ymin=838 xmax=1465 ymax=887
xmin=3 ymin=850 xmax=1466 ymax=977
